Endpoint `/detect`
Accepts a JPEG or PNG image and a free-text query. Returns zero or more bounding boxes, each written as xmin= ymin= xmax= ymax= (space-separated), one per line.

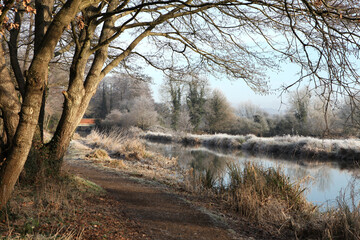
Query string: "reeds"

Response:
xmin=228 ymin=162 xmax=307 ymax=213
xmin=83 ymin=129 xmax=150 ymax=160
xmin=187 ymin=161 xmax=360 ymax=239
xmin=324 ymin=181 xmax=360 ymax=239
xmin=184 ymin=161 xmax=317 ymax=237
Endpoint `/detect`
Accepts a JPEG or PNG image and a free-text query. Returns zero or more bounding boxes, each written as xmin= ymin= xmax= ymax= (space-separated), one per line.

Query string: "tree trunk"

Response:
xmin=35 ymin=0 xmax=55 ymax=143
xmin=0 ymin=0 xmax=84 ymax=209
xmin=19 ymin=0 xmax=55 ymax=181
xmin=48 ymin=89 xmax=94 ymax=167
xmin=8 ymin=8 xmax=26 ymax=97
xmin=0 ymin=41 xmax=21 ymax=152
xmin=47 ymin=0 xmax=119 ymax=166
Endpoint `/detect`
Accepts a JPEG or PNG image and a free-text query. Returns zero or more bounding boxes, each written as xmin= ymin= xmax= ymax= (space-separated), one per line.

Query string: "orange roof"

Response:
xmin=78 ymin=118 xmax=96 ymax=127
xmin=80 ymin=118 xmax=96 ymax=124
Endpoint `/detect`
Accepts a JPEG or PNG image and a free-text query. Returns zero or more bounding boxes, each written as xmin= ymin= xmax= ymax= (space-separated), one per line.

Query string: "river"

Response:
xmin=145 ymin=141 xmax=360 ymax=208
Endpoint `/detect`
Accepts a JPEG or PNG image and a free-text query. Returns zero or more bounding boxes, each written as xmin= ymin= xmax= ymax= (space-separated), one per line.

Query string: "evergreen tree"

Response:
xmin=186 ymin=80 xmax=206 ymax=132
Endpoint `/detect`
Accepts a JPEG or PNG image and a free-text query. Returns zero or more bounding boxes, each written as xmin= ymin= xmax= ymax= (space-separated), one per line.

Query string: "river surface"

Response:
xmin=146 ymin=141 xmax=360 ymax=208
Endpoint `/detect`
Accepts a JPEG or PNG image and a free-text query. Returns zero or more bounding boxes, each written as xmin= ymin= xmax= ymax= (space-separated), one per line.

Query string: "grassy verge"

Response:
xmin=0 ymin=174 xmax=137 ymax=239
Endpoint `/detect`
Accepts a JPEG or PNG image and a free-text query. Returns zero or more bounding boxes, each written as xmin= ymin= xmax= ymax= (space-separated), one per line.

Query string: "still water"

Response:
xmin=146 ymin=142 xmax=360 ymax=208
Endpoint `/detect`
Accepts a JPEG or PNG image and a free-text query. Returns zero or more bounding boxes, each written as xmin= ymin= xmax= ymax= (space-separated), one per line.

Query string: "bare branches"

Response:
xmin=8 ymin=0 xmax=360 ymax=121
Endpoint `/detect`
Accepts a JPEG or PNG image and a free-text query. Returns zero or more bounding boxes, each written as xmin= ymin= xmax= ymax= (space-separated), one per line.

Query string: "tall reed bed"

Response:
xmin=188 ymin=162 xmax=310 ymax=220
xmin=323 ymin=181 xmax=360 ymax=239
xmin=187 ymin=161 xmax=360 ymax=239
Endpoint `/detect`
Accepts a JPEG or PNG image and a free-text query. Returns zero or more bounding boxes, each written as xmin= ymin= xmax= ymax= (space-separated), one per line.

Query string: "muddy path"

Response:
xmin=63 ymin=143 xmax=242 ymax=240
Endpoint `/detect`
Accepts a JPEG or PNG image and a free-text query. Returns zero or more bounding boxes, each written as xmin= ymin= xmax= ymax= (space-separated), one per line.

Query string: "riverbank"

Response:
xmin=143 ymin=131 xmax=360 ymax=164
xmin=79 ymin=130 xmax=360 ymax=239
xmin=2 ymin=130 xmax=358 ymax=239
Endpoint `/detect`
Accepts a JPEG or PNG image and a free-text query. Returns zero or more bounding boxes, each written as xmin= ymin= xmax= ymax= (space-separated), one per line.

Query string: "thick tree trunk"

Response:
xmin=0 ymin=0 xmax=84 ymax=209
xmin=47 ymin=0 xmax=119 ymax=166
xmin=0 ymin=55 xmax=49 ymax=208
xmin=35 ymin=0 xmax=55 ymax=143
xmin=0 ymin=42 xmax=21 ymax=151
xmin=20 ymin=0 xmax=55 ymax=181
xmin=48 ymin=89 xmax=94 ymax=166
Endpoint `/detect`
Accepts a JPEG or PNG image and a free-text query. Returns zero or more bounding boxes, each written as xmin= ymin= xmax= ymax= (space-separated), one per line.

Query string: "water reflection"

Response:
xmin=145 ymin=142 xmax=360 ymax=207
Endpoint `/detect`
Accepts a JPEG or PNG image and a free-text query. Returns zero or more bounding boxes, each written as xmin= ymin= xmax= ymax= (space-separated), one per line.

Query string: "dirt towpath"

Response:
xmin=64 ymin=146 xmax=238 ymax=240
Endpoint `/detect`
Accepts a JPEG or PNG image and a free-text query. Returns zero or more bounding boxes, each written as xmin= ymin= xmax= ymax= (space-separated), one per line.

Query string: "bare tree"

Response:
xmin=236 ymin=101 xmax=262 ymax=119
xmin=89 ymin=74 xmax=153 ymax=117
xmin=288 ymin=88 xmax=311 ymax=135
xmin=205 ymin=89 xmax=236 ymax=133
xmin=128 ymin=96 xmax=158 ymax=130
xmin=1 ymin=0 xmax=360 ymax=209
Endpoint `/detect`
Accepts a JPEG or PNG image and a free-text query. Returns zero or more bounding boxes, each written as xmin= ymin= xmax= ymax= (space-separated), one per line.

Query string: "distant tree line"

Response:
xmin=89 ymin=73 xmax=360 ymax=138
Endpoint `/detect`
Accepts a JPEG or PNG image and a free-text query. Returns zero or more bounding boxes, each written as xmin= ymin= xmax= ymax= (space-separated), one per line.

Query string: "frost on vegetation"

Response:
xmin=69 ymin=140 xmax=91 ymax=151
xmin=83 ymin=129 xmax=128 ymax=155
xmin=241 ymin=135 xmax=360 ymax=160
xmin=85 ymin=149 xmax=110 ymax=160
xmin=82 ymin=130 xmax=174 ymax=162
xmin=78 ymin=129 xmax=180 ymax=183
xmin=143 ymin=131 xmax=174 ymax=142
xmin=143 ymin=131 xmax=360 ymax=160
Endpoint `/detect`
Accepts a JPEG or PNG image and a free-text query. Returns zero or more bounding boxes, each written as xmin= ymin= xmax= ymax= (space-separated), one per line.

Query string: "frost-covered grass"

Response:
xmin=83 ymin=129 xmax=128 ymax=154
xmin=80 ymin=129 xmax=180 ymax=184
xmin=143 ymin=131 xmax=248 ymax=148
xmin=242 ymin=135 xmax=360 ymax=161
xmin=143 ymin=131 xmax=360 ymax=161
xmin=142 ymin=131 xmax=175 ymax=143
xmin=181 ymin=133 xmax=248 ymax=149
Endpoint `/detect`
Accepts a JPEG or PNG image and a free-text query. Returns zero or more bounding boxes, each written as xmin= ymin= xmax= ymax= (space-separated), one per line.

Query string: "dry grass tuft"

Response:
xmin=120 ymin=139 xmax=147 ymax=160
xmin=84 ymin=129 xmax=164 ymax=162
xmin=81 ymin=129 xmax=180 ymax=183
xmin=85 ymin=148 xmax=127 ymax=169
xmin=84 ymin=129 xmax=142 ymax=158
xmin=85 ymin=149 xmax=110 ymax=160
xmin=185 ymin=162 xmax=360 ymax=239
